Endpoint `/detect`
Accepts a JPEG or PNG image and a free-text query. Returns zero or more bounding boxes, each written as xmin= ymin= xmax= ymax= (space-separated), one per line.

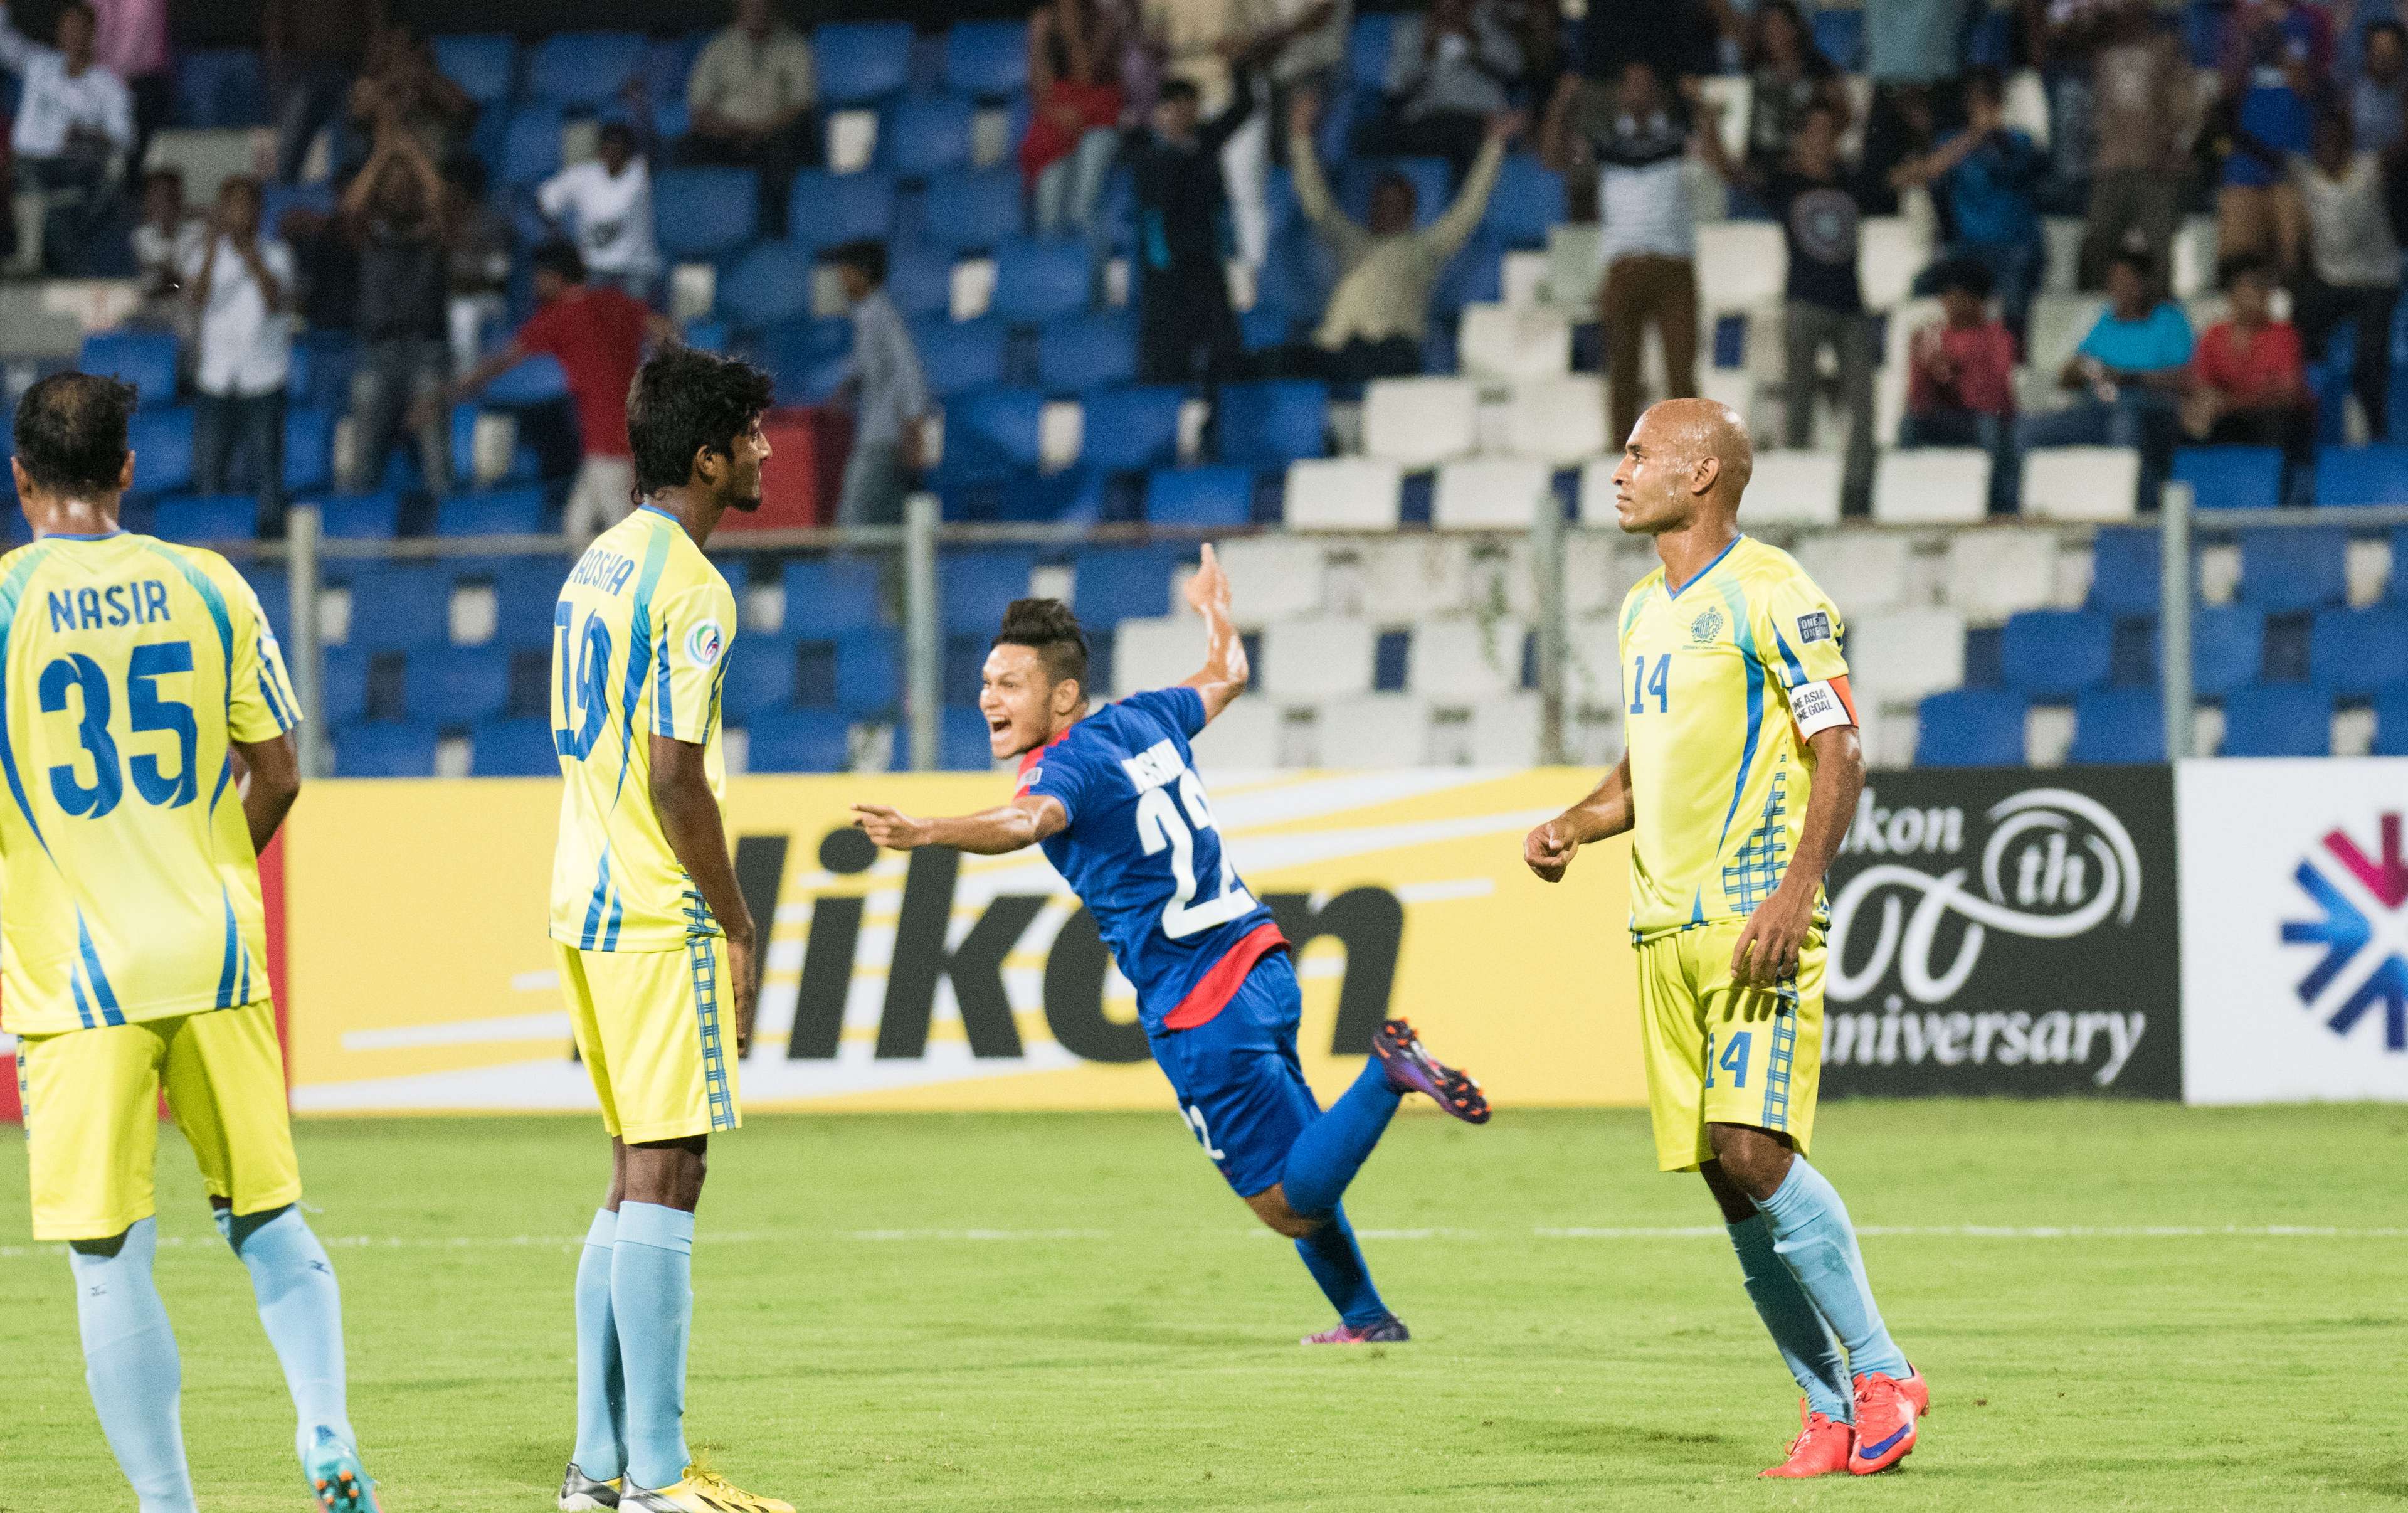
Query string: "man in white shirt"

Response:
xmin=683 ymin=0 xmax=817 ymax=236
xmin=0 ymin=1 xmax=133 ymax=275
xmin=539 ymin=122 xmax=663 ymax=301
xmin=184 ymin=176 xmax=297 ymax=536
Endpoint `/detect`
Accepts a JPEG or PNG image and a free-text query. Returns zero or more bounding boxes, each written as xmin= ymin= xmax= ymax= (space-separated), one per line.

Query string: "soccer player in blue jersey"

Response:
xmin=1 ymin=373 xmax=378 ymax=1510
xmin=852 ymin=547 xmax=1490 ymax=1343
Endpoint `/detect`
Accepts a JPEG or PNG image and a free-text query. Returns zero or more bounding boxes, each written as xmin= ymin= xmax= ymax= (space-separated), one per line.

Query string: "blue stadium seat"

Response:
xmin=2087 ymin=526 xmax=2165 ymax=614
xmin=316 ymin=491 xmax=400 ymax=539
xmin=828 ymin=627 xmax=903 ymax=714
xmin=527 ymin=32 xmax=647 ymax=108
xmin=1914 ymin=688 xmax=2029 ymax=766
xmin=2377 ymin=684 xmax=2408 ymax=755
xmin=2068 ymin=688 xmax=2165 ymax=764
xmin=817 ymin=23 xmax=916 ymax=105
xmin=2192 ymin=605 xmax=2266 ymax=696
xmin=127 ymin=408 xmax=194 ymax=497
xmin=1340 ymin=157 xmax=1452 ymax=231
xmin=935 ymin=386 xmax=1046 ymax=484
xmin=2315 ymin=443 xmax=2408 ymax=507
xmin=322 ymin=647 xmax=371 ymax=725
xmin=1038 ymin=310 xmax=1136 ymax=392
xmin=497 ymin=107 xmax=565 ymax=187
xmin=881 ymin=93 xmax=975 ymax=177
xmin=944 ymin=21 xmax=1030 ymax=95
xmin=1812 ymin=6 xmax=1866 ymax=66
xmin=744 ymin=708 xmax=854 ymax=772
xmin=888 ymin=244 xmax=956 ymax=319
xmin=721 ymin=638 xmax=798 ymax=723
xmin=644 ymin=35 xmax=709 ymax=111
xmin=2238 ymin=526 xmax=2348 ymax=610
xmin=1215 ymin=381 xmax=1328 ymax=467
xmin=787 ymin=169 xmax=899 ymax=250
xmin=781 ymin=555 xmax=887 ymax=635
xmin=717 ymin=241 xmax=816 ymax=328
xmin=432 ymin=35 xmax=518 ymax=105
xmin=1482 ymin=154 xmax=1565 ymax=247
xmin=2173 ymin=446 xmax=2283 ymax=511
xmin=437 ymin=487 xmax=548 ymax=537
xmin=344 ymin=565 xmax=454 ymax=648
xmin=1348 ymin=13 xmax=1395 ymax=90
xmin=1078 ymin=385 xmax=1183 ymax=472
xmin=82 ymin=331 xmax=178 ymax=408
xmin=920 ymin=169 xmax=1024 ymax=251
xmin=750 ymin=314 xmax=853 ymax=405
xmin=471 ymin=716 xmax=559 ymax=776
xmin=2221 ymin=684 xmax=2333 ymax=755
xmin=939 ymin=704 xmax=999 ymax=770
xmin=406 ymin=645 xmax=512 ymax=723
xmin=2000 ymin=609 xmax=2113 ymax=696
xmin=990 ymin=238 xmax=1092 ymax=323
xmin=1144 ymin=466 xmax=1255 ymax=528
xmin=245 ymin=569 xmax=292 ymax=645
xmin=152 ymin=495 xmax=256 ymax=543
xmin=941 ymin=549 xmax=1038 ymax=635
xmin=488 ymin=558 xmax=571 ymax=649
xmin=915 ymin=316 xmax=1008 ymax=398
xmin=173 ymin=50 xmax=268 ymax=127
xmin=284 ymin=405 xmax=335 ymax=492
xmin=334 ymin=721 xmax=441 ymax=778
xmin=1432 ymin=231 xmax=1506 ymax=317
xmin=654 ymin=167 xmax=761 ymax=262
xmin=1072 ymin=545 xmax=1185 ymax=628
xmin=2310 ymin=607 xmax=2408 ymax=696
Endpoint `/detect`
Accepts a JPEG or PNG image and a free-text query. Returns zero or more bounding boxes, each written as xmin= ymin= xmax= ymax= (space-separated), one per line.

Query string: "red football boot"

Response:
xmin=1847 ymin=1367 xmax=1928 ymax=1475
xmin=1760 ymin=1400 xmax=1853 ymax=1479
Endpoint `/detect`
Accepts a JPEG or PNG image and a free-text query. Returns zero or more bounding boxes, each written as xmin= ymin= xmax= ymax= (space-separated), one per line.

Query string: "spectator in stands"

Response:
xmin=1903 ymin=257 xmax=2019 ymax=506
xmin=1578 ymin=0 xmax=1719 ymax=88
xmin=1542 ymin=61 xmax=1701 ymax=447
xmin=130 ymin=166 xmax=200 ymax=325
xmin=2295 ymin=110 xmax=2401 ymax=439
xmin=1702 ymin=98 xmax=1877 ymax=514
xmin=1262 ymin=0 xmax=1349 ymax=162
xmin=2020 ymin=247 xmax=2192 ymax=507
xmin=1275 ymin=90 xmax=1514 ymax=383
xmin=1128 ymin=72 xmax=1255 ymax=385
xmin=2184 ymin=253 xmax=2311 ymax=465
xmin=2356 ymin=21 xmax=2408 ymax=156
xmin=0 ymin=1 xmax=132 ymax=277
xmin=684 ymin=0 xmax=819 ymax=239
xmin=1373 ymin=0 xmax=1522 ymax=183
xmin=2214 ymin=0 xmax=2319 ymax=276
xmin=1743 ymin=1 xmax=1847 ymax=183
xmin=428 ymin=242 xmax=673 ymax=541
xmin=89 ymin=0 xmax=165 ymax=177
xmin=339 ymin=101 xmax=452 ymax=496
xmin=346 ymin=28 xmax=474 ymax=174
xmin=445 ymin=157 xmax=514 ymax=378
xmin=539 ymin=121 xmax=662 ymax=302
xmin=184 ymin=176 xmax=294 ymax=536
xmin=1022 ymin=0 xmax=1127 ymax=251
xmin=828 ymin=240 xmax=931 ymax=528
xmin=2079 ymin=0 xmax=2196 ymax=292
xmin=1898 ymin=68 xmax=2047 ymax=346
xmin=1142 ymin=0 xmax=1271 ymax=270
xmin=264 ymin=0 xmax=380 ymax=184
xmin=280 ymin=201 xmax=359 ymax=331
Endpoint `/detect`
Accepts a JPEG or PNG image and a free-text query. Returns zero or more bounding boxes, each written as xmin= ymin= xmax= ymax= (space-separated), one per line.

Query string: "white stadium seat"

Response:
xmin=1284 ymin=457 xmax=1404 ymax=530
xmin=1363 ymin=376 xmax=1480 ymax=467
xmin=2040 ymin=216 xmax=2084 ymax=295
xmin=1565 ymin=615 xmax=1629 ymax=711
xmin=1740 ymin=450 xmax=1844 ymax=526
xmin=1872 ymin=447 xmax=1991 ymax=524
xmin=1434 ymin=456 xmax=1554 ymax=530
xmin=1114 ymin=616 xmax=1201 ymax=696
xmin=1459 ymin=302 xmax=1572 ymax=380
xmin=1504 ymin=376 xmax=1608 ymax=464
xmin=1943 ymin=528 xmax=2062 ymax=623
xmin=1793 ymin=531 xmax=1916 ymax=617
xmin=2171 ymin=214 xmax=2219 ymax=299
xmin=1212 ymin=536 xmax=1329 ymax=620
xmin=2027 ymin=295 xmax=2106 ymax=388
xmin=1260 ymin=616 xmax=1377 ymax=699
xmin=1543 ymin=222 xmax=1603 ymax=313
xmin=1857 ymin=216 xmax=1930 ymax=311
xmin=1469 ymin=693 xmax=1543 ymax=767
xmin=1576 ymin=455 xmax=1627 ymax=526
xmin=1314 ymin=695 xmax=1432 ymax=767
xmin=1847 ymin=607 xmax=1968 ymax=703
xmin=1563 ymin=533 xmax=1656 ymax=617
xmin=2022 ymin=447 xmax=2141 ymax=521
xmin=1696 ymin=221 xmax=1786 ymax=313
xmin=2004 ymin=69 xmax=2051 ymax=146
xmin=1189 ymin=695 xmax=1282 ymax=768
xmin=1346 ymin=536 xmax=1475 ymax=616
xmin=1409 ymin=617 xmax=1529 ymax=700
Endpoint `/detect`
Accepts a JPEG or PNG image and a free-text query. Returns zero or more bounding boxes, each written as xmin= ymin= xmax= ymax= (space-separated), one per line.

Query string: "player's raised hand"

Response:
xmin=1731 ymin=883 xmax=1811 ymax=988
xmin=1184 ymin=542 xmax=1232 ymax=618
xmin=1523 ymin=817 xmax=1580 ymax=882
xmin=852 ymin=802 xmax=931 ymax=851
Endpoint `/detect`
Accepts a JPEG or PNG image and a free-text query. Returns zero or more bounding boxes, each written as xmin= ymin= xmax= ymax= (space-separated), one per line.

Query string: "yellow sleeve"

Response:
xmin=652 ymin=579 xmax=737 ymax=743
xmin=218 ymin=561 xmax=299 ymax=743
xmin=1754 ymin=567 xmax=1849 ymax=691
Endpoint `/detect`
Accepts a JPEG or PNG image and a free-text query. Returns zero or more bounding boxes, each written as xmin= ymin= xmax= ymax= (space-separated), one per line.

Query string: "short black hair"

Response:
xmin=2221 ymin=251 xmax=2273 ymax=287
xmin=828 ymin=238 xmax=887 ymax=284
xmin=531 ymin=238 xmax=587 ymax=284
xmin=1934 ymin=255 xmax=1993 ymax=299
xmin=993 ymin=598 xmax=1090 ymax=696
xmin=1158 ymin=77 xmax=1201 ymax=106
xmin=2110 ymin=247 xmax=2154 ymax=283
xmin=13 ymin=371 xmax=135 ymax=499
xmin=627 ymin=346 xmax=774 ymax=497
xmin=598 ymin=120 xmax=638 ymax=154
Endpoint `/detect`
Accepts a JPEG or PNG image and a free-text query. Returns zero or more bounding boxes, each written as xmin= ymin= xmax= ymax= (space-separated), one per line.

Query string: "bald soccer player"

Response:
xmin=1523 ymin=400 xmax=1928 ymax=1478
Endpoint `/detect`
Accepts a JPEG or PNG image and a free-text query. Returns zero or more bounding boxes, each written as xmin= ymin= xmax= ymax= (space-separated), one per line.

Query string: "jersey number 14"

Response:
xmin=1134 ymin=768 xmax=1257 ymax=940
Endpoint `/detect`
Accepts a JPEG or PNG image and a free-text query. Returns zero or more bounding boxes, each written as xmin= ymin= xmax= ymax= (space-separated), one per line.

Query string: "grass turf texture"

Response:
xmin=1 ymin=1102 xmax=2403 ymax=1510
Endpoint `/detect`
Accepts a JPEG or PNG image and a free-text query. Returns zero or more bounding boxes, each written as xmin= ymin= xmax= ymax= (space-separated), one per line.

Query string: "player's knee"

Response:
xmin=1247 ymin=1187 xmax=1325 ymax=1238
xmin=68 ymin=1228 xmax=132 ymax=1260
xmin=1706 ymin=1124 xmax=1793 ymax=1201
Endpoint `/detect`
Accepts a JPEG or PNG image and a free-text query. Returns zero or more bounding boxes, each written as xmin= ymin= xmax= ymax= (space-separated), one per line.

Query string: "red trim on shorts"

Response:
xmin=1162 ymin=922 xmax=1289 ymax=1031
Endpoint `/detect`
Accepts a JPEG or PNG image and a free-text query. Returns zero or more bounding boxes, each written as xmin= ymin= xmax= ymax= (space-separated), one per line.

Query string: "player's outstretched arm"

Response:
xmin=1523 ymin=754 xmax=1633 ymax=883
xmin=230 ymin=733 xmax=302 ymax=857
xmin=649 ymin=733 xmax=760 ymax=1053
xmin=852 ymin=793 xmax=1068 ymax=856
xmin=1178 ymin=543 xmax=1250 ymax=724
xmin=1730 ymin=723 xmax=1864 ymax=987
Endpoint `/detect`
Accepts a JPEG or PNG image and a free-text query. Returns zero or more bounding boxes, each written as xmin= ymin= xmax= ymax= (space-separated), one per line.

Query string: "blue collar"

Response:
xmin=42 ymin=529 xmax=124 ymax=541
xmin=635 ymin=504 xmax=678 ymax=524
xmin=1665 ymin=534 xmax=1743 ymax=600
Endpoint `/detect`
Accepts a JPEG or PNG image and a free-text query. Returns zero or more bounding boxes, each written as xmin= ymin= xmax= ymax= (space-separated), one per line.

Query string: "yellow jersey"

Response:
xmin=549 ymin=504 xmax=738 ymax=953
xmin=0 ymin=531 xmax=297 ymax=1035
xmin=1617 ymin=535 xmax=1854 ymax=942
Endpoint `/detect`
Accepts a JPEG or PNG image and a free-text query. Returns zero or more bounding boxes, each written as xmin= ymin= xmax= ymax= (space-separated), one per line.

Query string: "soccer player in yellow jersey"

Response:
xmin=1523 ymin=400 xmax=1927 ymax=1479
xmin=1 ymin=373 xmax=379 ymax=1510
xmin=547 ymin=346 xmax=789 ymax=1513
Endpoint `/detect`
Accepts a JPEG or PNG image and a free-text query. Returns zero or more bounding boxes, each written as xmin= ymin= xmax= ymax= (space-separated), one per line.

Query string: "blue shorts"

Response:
xmin=1147 ymin=952 xmax=1318 ymax=1199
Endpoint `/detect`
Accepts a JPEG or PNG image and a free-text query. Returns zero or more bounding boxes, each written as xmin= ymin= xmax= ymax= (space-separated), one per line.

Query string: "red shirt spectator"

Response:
xmin=1906 ymin=319 xmax=2018 ymax=418
xmin=517 ymin=284 xmax=648 ymax=458
xmin=2193 ymin=316 xmax=2303 ymax=406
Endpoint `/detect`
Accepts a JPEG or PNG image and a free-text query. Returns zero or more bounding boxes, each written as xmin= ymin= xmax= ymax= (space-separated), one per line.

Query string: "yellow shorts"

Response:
xmin=1635 ymin=920 xmax=1825 ymax=1173
xmin=16 ymin=1001 xmax=300 ymax=1241
xmin=556 ymin=937 xmax=741 ymax=1144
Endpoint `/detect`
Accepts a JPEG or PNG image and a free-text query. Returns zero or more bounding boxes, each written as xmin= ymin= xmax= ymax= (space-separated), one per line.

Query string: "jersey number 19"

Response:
xmin=1135 ymin=767 xmax=1257 ymax=940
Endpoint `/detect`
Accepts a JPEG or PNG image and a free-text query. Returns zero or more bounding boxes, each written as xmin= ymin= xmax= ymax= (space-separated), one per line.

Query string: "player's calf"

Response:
xmin=1371 ymin=1019 xmax=1491 ymax=1124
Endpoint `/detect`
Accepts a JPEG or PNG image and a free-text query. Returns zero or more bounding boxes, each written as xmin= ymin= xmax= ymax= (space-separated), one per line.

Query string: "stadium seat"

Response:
xmin=932 ymin=704 xmax=1002 ymax=770
xmin=1696 ymin=221 xmax=1785 ymax=312
xmin=432 ymin=35 xmax=517 ymax=105
xmin=784 ymin=169 xmax=898 ymax=250
xmin=1502 ymin=376 xmax=1606 ymax=465
xmin=2238 ymin=526 xmax=2348 ymax=611
xmin=1857 ymin=216 xmax=1930 ymax=309
xmin=1037 ymin=310 xmax=1136 ymax=393
xmin=2175 ymin=446 xmax=2284 ymax=511
xmin=482 ymin=354 xmax=570 ymax=406
xmin=1433 ymin=457 xmax=1551 ymax=529
xmin=1410 ymin=617 xmax=1530 ymax=700
xmin=2192 ymin=605 xmax=2267 ymax=696
xmin=1481 ymin=154 xmax=1565 ymax=246
xmin=2314 ymin=443 xmax=2408 ymax=507
xmin=745 ymin=709 xmax=854 ymax=772
xmin=405 ymin=645 xmax=512 ymax=723
xmin=1793 ymin=531 xmax=1913 ymax=616
xmin=887 ymin=244 xmax=956 ymax=319
xmin=916 ymin=316 xmax=1008 ymax=398
xmin=526 ymin=32 xmax=646 ymax=108
xmin=1361 ymin=377 xmax=1476 ymax=469
xmin=1740 ymin=451 xmax=1844 ymax=527
xmin=1942 ymin=528 xmax=2059 ymax=623
xmin=1316 ymin=694 xmax=1432 ymax=767
xmin=940 ymin=549 xmax=1037 ymax=635
xmin=1260 ymin=617 xmax=1376 ymax=699
xmin=1458 ymin=304 xmax=1570 ymax=381
xmin=496 ymin=106 xmax=565 ymax=186
xmin=654 ymin=167 xmax=761 ymax=262
xmin=152 ymin=495 xmax=255 ymax=543
xmin=469 ymin=716 xmax=557 ymax=777
xmin=821 ymin=627 xmax=904 ymax=716
xmin=2068 ymin=687 xmax=2165 ymax=763
xmin=721 ymin=638 xmax=798 ymax=723
xmin=936 ymin=386 xmax=1046 ymax=483
xmin=2221 ymin=684 xmax=2333 ymax=755
xmin=342 ymin=565 xmax=453 ymax=648
xmin=990 ymin=238 xmax=1091 ymax=323
xmin=127 ymin=408 xmax=194 ymax=496
xmin=174 ymin=49 xmax=268 ymax=127
xmin=817 ymin=22 xmax=914 ymax=104
xmin=2377 ymin=684 xmax=2408 ymax=755
xmin=782 ymin=555 xmax=887 ymax=635
xmin=1112 ymin=616 xmax=1201 ymax=695
xmin=717 ymin=242 xmax=818 ymax=330
xmin=334 ymin=721 xmax=441 ymax=778
xmin=82 ymin=331 xmax=178 ymax=408
xmin=1872 ymin=448 xmax=1989 ymax=524
xmin=474 ymin=558 xmax=567 ymax=649
xmin=919 ymin=168 xmax=1023 ymax=251
xmin=1078 ymin=385 xmax=1183 ymax=472
xmin=749 ymin=315 xmax=851 ymax=405
xmin=1284 ymin=457 xmax=1402 ymax=530
xmin=944 ymin=20 xmax=1030 ymax=96
xmin=2022 ymin=446 xmax=2141 ymax=520
xmin=2000 ymin=609 xmax=2114 ymax=697
xmin=320 ymin=646 xmax=370 ymax=725
xmin=881 ymin=93 xmax=976 ymax=176
xmin=315 ymin=491 xmax=399 ymax=539
xmin=1348 ymin=11 xmax=1395 ymax=90
xmin=2088 ymin=526 xmax=2166 ymax=614
xmin=1851 ymin=608 xmax=1968 ymax=703
xmin=1144 ymin=466 xmax=1255 ymax=528
xmin=1914 ymin=689 xmax=2029 ymax=766
xmin=283 ymin=405 xmax=335 ymax=492
xmin=1070 ymin=545 xmax=1186 ymax=629
xmin=436 ymin=487 xmax=547 ymax=537
xmin=2310 ymin=607 xmax=2408 ymax=696
xmin=1812 ymin=6 xmax=1866 ymax=66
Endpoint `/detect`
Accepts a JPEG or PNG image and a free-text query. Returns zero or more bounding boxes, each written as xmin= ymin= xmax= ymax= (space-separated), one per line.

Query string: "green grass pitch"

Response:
xmin=1 ymin=1101 xmax=2403 ymax=1510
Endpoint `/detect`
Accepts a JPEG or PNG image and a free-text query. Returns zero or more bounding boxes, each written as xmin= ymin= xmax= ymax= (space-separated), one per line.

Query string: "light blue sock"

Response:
xmin=1756 ymin=1160 xmax=1912 ymax=1381
xmin=68 ymin=1218 xmax=198 ymax=1513
xmin=1293 ymin=1204 xmax=1391 ymax=1328
xmin=217 ymin=1205 xmax=354 ymax=1466
xmin=612 ymin=1202 xmax=695 ymax=1491
xmin=1726 ymin=1215 xmax=1852 ymax=1421
xmin=1279 ymin=1057 xmax=1402 ymax=1218
xmin=574 ymin=1208 xmax=626 ymax=1481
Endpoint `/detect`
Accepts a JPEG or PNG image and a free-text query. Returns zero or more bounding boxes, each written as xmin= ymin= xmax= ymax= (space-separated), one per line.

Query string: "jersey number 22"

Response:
xmin=1135 ymin=768 xmax=1257 ymax=940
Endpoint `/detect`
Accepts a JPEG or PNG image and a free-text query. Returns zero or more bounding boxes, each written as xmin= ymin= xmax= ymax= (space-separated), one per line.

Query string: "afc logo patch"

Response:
xmin=685 ymin=620 xmax=725 ymax=669
xmin=1796 ymin=611 xmax=1832 ymax=644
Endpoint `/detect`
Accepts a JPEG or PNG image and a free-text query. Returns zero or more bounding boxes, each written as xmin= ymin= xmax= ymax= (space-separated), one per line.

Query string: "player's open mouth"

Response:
xmin=988 ymin=716 xmax=1010 ymax=734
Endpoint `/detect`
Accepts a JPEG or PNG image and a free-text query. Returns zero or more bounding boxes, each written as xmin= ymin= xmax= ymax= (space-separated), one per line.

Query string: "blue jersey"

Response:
xmin=1021 ymin=687 xmax=1284 ymax=1035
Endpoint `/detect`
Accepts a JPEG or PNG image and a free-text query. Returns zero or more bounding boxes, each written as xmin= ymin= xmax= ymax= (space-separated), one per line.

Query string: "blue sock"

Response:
xmin=217 ymin=1205 xmax=354 ymax=1467
xmin=574 ymin=1209 xmax=626 ymax=1480
xmin=1293 ymin=1204 xmax=1390 ymax=1327
xmin=1756 ymin=1160 xmax=1912 ymax=1381
xmin=1726 ymin=1216 xmax=1852 ymax=1421
xmin=1279 ymin=1056 xmax=1402 ymax=1218
xmin=612 ymin=1202 xmax=695 ymax=1491
xmin=69 ymin=1218 xmax=198 ymax=1513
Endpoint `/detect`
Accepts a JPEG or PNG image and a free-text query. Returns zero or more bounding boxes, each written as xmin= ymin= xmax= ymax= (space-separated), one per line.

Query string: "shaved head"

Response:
xmin=1642 ymin=398 xmax=1754 ymax=500
xmin=1608 ymin=398 xmax=1754 ymax=538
